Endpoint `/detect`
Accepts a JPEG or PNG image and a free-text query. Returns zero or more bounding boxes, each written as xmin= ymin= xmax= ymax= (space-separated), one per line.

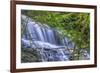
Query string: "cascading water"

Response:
xmin=21 ymin=15 xmax=90 ymax=62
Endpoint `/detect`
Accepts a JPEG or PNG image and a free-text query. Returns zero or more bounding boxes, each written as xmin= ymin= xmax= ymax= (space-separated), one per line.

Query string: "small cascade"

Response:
xmin=21 ymin=15 xmax=90 ymax=62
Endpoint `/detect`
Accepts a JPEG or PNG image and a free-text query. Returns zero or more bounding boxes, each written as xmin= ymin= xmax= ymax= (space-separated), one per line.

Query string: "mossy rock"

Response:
xmin=21 ymin=48 xmax=41 ymax=63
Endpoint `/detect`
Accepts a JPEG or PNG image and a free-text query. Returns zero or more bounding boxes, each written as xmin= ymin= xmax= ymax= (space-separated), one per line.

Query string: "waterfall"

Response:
xmin=21 ymin=15 xmax=90 ymax=62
